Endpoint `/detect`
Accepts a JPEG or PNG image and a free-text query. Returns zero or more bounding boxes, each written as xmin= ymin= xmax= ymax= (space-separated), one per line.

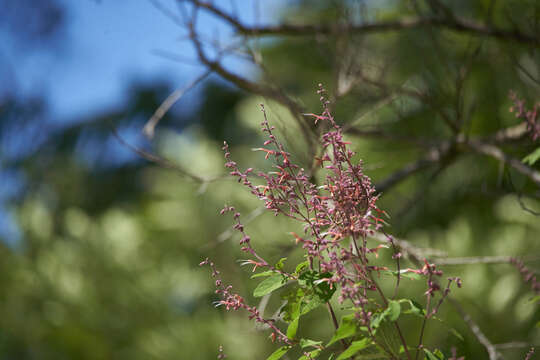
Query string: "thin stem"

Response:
xmin=415 ymin=289 xmax=432 ymax=360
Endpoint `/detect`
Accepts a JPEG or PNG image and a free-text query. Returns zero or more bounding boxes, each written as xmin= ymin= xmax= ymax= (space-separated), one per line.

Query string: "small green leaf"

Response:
xmin=423 ymin=349 xmax=445 ymax=360
xmin=371 ymin=301 xmax=400 ymax=330
xmin=300 ymin=338 xmax=323 ymax=349
xmin=275 ymin=257 xmax=287 ymax=271
xmin=336 ymin=338 xmax=370 ymax=360
xmin=299 ymin=349 xmax=322 ymax=360
xmin=433 ymin=349 xmax=445 ymax=359
xmin=327 ymin=314 xmax=357 ymax=346
xmin=523 ymin=147 xmax=540 ymax=165
xmin=251 ymin=270 xmax=275 ymax=279
xmin=254 ymin=274 xmax=286 ymax=297
xmin=287 ymin=316 xmax=300 ymax=340
xmin=528 ymin=294 xmax=540 ymax=303
xmin=387 ymin=300 xmax=401 ymax=322
xmin=400 ymin=299 xmax=425 ymax=317
xmin=266 ymin=346 xmax=291 ymax=360
xmin=295 ymin=260 xmax=309 ymax=274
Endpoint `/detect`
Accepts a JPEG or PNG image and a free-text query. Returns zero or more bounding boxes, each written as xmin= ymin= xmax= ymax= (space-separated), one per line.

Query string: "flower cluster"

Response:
xmin=509 ymin=91 xmax=540 ymax=141
xmin=203 ymin=86 xmax=461 ymax=359
xmin=510 ymin=257 xmax=540 ymax=294
xmin=199 ymin=258 xmax=292 ymax=345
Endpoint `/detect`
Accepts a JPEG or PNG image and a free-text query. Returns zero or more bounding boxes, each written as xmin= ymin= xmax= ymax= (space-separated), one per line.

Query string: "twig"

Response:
xmin=434 ymin=255 xmax=540 ymax=266
xmin=112 ymin=127 xmax=218 ymax=183
xmin=143 ymin=70 xmax=211 ymax=139
xmin=449 ymin=297 xmax=501 ymax=360
xmin=467 ymin=140 xmax=540 ymax=187
xmin=375 ymin=142 xmax=453 ymax=193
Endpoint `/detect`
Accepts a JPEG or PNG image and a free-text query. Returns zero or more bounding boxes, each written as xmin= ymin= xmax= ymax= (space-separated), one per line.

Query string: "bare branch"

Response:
xmin=238 ymin=18 xmax=539 ymax=47
xmin=434 ymin=255 xmax=540 ymax=266
xmin=375 ymin=142 xmax=453 ymax=193
xmin=449 ymin=298 xmax=501 ymax=360
xmin=467 ymin=140 xmax=540 ymax=187
xmin=143 ymin=70 xmax=211 ymax=139
xmin=112 ymin=127 xmax=220 ymax=183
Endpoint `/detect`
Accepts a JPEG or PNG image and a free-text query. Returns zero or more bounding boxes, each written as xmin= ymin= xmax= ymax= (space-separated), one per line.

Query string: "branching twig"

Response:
xmin=449 ymin=297 xmax=502 ymax=360
xmin=143 ymin=70 xmax=211 ymax=139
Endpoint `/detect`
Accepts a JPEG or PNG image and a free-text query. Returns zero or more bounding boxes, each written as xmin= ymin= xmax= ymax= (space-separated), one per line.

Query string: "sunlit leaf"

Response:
xmin=266 ymin=346 xmax=291 ymax=360
xmin=327 ymin=314 xmax=357 ymax=346
xmin=336 ymin=338 xmax=371 ymax=360
xmin=287 ymin=316 xmax=300 ymax=340
xmin=254 ymin=274 xmax=286 ymax=297
xmin=300 ymin=338 xmax=323 ymax=349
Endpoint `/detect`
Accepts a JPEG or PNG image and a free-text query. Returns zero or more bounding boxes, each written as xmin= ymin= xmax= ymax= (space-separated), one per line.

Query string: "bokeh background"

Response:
xmin=1 ymin=1 xmax=539 ymax=359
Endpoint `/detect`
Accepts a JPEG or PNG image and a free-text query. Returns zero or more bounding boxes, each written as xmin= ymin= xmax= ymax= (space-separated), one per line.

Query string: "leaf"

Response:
xmin=251 ymin=270 xmax=275 ymax=279
xmin=371 ymin=301 xmax=401 ymax=330
xmin=528 ymin=294 xmax=540 ymax=303
xmin=400 ymin=299 xmax=425 ymax=317
xmin=336 ymin=338 xmax=371 ymax=360
xmin=433 ymin=349 xmax=445 ymax=359
xmin=281 ymin=287 xmax=303 ymax=321
xmin=327 ymin=314 xmax=357 ymax=346
xmin=382 ymin=269 xmax=421 ymax=281
xmin=423 ymin=349 xmax=445 ymax=360
xmin=298 ymin=271 xmax=336 ymax=302
xmin=266 ymin=346 xmax=291 ymax=360
xmin=287 ymin=316 xmax=300 ymax=340
xmin=523 ymin=147 xmax=540 ymax=165
xmin=300 ymin=338 xmax=323 ymax=349
xmin=295 ymin=260 xmax=309 ymax=274
xmin=300 ymin=293 xmax=325 ymax=315
xmin=275 ymin=257 xmax=287 ymax=271
xmin=298 ymin=349 xmax=322 ymax=360
xmin=254 ymin=274 xmax=286 ymax=297
xmin=386 ymin=300 xmax=401 ymax=321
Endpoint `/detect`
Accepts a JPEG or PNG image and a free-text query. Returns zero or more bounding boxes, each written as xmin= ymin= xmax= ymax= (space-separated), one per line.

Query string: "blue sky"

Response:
xmin=11 ymin=0 xmax=284 ymax=120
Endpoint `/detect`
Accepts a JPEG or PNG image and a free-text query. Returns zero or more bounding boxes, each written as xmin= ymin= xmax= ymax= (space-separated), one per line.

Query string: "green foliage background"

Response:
xmin=1 ymin=0 xmax=539 ymax=359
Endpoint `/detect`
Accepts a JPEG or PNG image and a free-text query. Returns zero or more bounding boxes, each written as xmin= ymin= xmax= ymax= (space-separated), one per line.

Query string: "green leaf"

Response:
xmin=327 ymin=314 xmax=357 ymax=346
xmin=382 ymin=270 xmax=421 ymax=280
xmin=295 ymin=260 xmax=309 ymax=274
xmin=298 ymin=349 xmax=322 ymax=360
xmin=371 ymin=301 xmax=401 ymax=330
xmin=336 ymin=339 xmax=371 ymax=360
xmin=266 ymin=346 xmax=291 ymax=360
xmin=251 ymin=270 xmax=275 ymax=279
xmin=281 ymin=287 xmax=303 ymax=321
xmin=287 ymin=316 xmax=300 ymax=340
xmin=300 ymin=293 xmax=325 ymax=315
xmin=298 ymin=271 xmax=336 ymax=302
xmin=528 ymin=294 xmax=540 ymax=303
xmin=275 ymin=257 xmax=287 ymax=271
xmin=254 ymin=274 xmax=286 ymax=297
xmin=423 ymin=349 xmax=445 ymax=360
xmin=387 ymin=300 xmax=401 ymax=321
xmin=400 ymin=299 xmax=425 ymax=317
xmin=523 ymin=147 xmax=540 ymax=165
xmin=300 ymin=338 xmax=323 ymax=349
xmin=433 ymin=349 xmax=445 ymax=359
